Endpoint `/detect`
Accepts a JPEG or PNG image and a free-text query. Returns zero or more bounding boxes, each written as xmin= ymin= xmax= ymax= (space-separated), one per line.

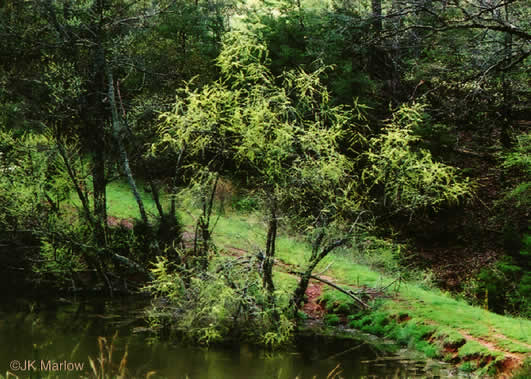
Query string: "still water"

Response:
xmin=0 ymin=296 xmax=451 ymax=378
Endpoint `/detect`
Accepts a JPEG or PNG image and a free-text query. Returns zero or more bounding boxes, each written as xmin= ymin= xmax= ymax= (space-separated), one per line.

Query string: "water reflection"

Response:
xmin=0 ymin=296 xmax=450 ymax=378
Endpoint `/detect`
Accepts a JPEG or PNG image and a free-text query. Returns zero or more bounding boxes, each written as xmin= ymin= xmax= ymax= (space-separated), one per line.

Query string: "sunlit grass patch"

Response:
xmin=69 ymin=179 xmax=167 ymax=221
xmin=494 ymin=338 xmax=531 ymax=354
xmin=210 ymin=212 xmax=265 ymax=251
xmin=275 ymin=234 xmax=312 ymax=268
xmin=106 ymin=180 xmax=162 ymax=219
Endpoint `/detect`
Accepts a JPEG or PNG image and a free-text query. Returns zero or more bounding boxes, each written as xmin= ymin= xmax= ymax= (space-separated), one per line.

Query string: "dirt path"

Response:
xmin=457 ymin=330 xmax=525 ymax=377
xmin=301 ymin=281 xmax=326 ymax=319
xmin=493 ymin=333 xmax=531 ymax=351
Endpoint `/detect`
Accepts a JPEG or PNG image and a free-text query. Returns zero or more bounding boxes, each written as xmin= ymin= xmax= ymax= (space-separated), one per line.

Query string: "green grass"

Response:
xmin=102 ymin=181 xmax=531 ymax=374
xmin=457 ymin=340 xmax=492 ymax=358
xmin=273 ymin=271 xmax=299 ymax=293
xmin=433 ymin=328 xmax=466 ymax=346
xmin=493 ymin=338 xmax=531 ymax=353
xmin=310 ymin=247 xmax=531 ymax=346
xmin=459 ymin=361 xmax=477 ymax=372
xmin=324 ymin=313 xmax=341 ymax=326
xmin=106 ymin=180 xmax=165 ymax=219
xmin=69 ymin=180 xmax=167 ymax=220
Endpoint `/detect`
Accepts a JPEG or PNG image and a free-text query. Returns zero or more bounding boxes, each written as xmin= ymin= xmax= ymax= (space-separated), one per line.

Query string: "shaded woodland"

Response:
xmin=0 ymin=0 xmax=529 ymax=347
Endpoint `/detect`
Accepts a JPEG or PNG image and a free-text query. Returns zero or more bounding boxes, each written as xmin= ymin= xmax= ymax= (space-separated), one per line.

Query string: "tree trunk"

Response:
xmin=368 ymin=0 xmax=384 ymax=80
xmin=56 ymin=141 xmax=93 ymax=224
xmin=169 ymin=147 xmax=185 ymax=221
xmin=291 ymin=227 xmax=355 ymax=313
xmin=106 ymin=68 xmax=149 ymax=225
xmin=292 ymin=259 xmax=320 ymax=310
xmin=500 ymin=2 xmax=513 ymax=148
xmin=371 ymin=0 xmax=382 ymax=33
xmin=92 ymin=141 xmax=107 ymax=247
xmin=149 ymin=179 xmax=165 ymax=220
xmin=388 ymin=0 xmax=403 ymax=103
xmin=263 ymin=200 xmax=277 ymax=294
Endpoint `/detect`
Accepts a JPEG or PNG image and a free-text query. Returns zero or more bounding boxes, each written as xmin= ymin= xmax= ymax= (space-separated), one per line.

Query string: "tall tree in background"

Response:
xmin=0 ymin=0 xmax=235 ymax=227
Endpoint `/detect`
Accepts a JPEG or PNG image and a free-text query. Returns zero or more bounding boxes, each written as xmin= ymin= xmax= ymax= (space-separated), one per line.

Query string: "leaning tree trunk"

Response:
xmin=91 ymin=121 xmax=107 ymax=248
xmin=192 ymin=173 xmax=219 ymax=271
xmin=291 ymin=227 xmax=354 ymax=314
xmin=169 ymin=147 xmax=185 ymax=221
xmin=292 ymin=229 xmax=324 ymax=309
xmin=106 ymin=68 xmax=148 ymax=225
xmin=148 ymin=179 xmax=165 ymax=220
xmin=56 ymin=141 xmax=93 ymax=225
xmin=292 ymin=259 xmax=321 ymax=310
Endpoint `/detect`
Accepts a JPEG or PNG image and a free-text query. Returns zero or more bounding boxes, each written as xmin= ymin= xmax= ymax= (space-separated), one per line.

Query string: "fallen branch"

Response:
xmin=289 ymin=269 xmax=370 ymax=310
xmin=309 ymin=274 xmax=371 ymax=310
xmin=379 ymin=276 xmax=402 ymax=292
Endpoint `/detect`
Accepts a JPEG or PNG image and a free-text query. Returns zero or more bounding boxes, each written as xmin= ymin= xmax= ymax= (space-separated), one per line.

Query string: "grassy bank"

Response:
xmin=203 ymin=210 xmax=530 ymax=376
xmin=104 ymin=182 xmax=531 ymax=377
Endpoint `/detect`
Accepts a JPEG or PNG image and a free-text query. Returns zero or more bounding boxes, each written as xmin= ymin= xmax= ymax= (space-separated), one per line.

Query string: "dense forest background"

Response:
xmin=0 ymin=0 xmax=529 ymax=330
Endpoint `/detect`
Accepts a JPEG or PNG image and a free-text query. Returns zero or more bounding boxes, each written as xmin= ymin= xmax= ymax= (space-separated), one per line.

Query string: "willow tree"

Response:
xmin=362 ymin=103 xmax=473 ymax=218
xmin=157 ymin=31 xmax=361 ymax=296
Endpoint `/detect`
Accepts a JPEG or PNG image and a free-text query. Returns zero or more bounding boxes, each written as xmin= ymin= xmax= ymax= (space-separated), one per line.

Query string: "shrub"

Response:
xmin=473 ymin=132 xmax=531 ymax=316
xmin=144 ymin=255 xmax=294 ymax=347
xmin=362 ymin=103 xmax=472 ymax=217
xmin=233 ymin=195 xmax=260 ymax=213
xmin=468 ymin=241 xmax=530 ymax=317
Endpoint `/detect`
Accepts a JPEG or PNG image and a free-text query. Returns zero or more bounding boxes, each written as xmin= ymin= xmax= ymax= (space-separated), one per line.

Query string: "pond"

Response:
xmin=0 ymin=295 xmax=453 ymax=378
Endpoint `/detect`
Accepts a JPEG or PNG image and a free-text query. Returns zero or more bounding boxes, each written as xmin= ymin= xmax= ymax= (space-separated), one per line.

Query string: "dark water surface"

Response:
xmin=0 ymin=296 xmax=451 ymax=378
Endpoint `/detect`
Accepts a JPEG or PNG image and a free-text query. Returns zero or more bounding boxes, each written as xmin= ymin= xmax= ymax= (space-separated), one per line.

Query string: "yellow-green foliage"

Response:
xmin=145 ymin=256 xmax=186 ymax=300
xmin=0 ymin=130 xmax=62 ymax=227
xmin=155 ymin=31 xmax=360 ymax=213
xmin=155 ymin=31 xmax=364 ymax=297
xmin=145 ymin=255 xmax=295 ymax=347
xmin=363 ymin=103 xmax=472 ymax=214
